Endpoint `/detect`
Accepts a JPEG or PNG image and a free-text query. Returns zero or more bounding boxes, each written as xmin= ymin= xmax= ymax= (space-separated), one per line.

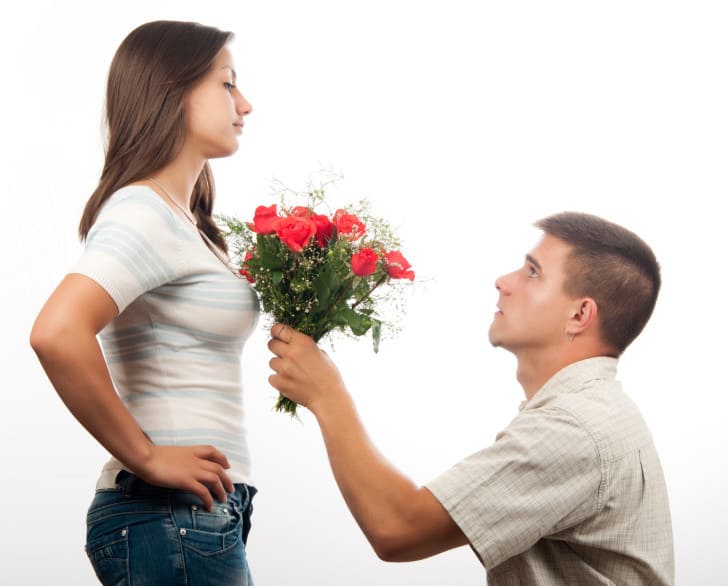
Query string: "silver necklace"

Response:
xmin=147 ymin=176 xmax=198 ymax=226
xmin=146 ymin=176 xmax=243 ymax=279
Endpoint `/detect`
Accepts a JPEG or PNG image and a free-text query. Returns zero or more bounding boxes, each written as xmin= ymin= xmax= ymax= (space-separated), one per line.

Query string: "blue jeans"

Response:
xmin=85 ymin=471 xmax=256 ymax=585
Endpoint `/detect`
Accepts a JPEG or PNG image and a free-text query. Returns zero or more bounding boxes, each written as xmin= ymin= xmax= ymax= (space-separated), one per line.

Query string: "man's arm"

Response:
xmin=268 ymin=324 xmax=468 ymax=561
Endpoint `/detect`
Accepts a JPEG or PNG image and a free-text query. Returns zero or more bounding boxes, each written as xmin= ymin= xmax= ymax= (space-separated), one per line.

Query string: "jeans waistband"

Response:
xmin=114 ymin=470 xmax=257 ymax=509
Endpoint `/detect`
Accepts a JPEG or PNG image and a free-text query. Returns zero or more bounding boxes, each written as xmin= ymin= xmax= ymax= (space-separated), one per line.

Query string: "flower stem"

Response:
xmin=351 ymin=273 xmax=387 ymax=310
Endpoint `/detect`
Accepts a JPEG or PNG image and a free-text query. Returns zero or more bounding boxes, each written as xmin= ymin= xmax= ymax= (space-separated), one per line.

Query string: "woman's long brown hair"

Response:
xmin=78 ymin=20 xmax=233 ymax=251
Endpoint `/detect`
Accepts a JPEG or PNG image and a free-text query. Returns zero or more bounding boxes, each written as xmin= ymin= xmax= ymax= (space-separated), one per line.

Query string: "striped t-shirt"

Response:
xmin=71 ymin=185 xmax=259 ymax=489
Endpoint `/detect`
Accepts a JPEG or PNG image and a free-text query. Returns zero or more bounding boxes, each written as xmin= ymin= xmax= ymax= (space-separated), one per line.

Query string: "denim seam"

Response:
xmin=168 ymin=496 xmax=190 ymax=586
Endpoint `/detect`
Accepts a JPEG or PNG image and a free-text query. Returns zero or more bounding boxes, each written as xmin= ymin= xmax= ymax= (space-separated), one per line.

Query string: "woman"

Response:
xmin=30 ymin=20 xmax=258 ymax=585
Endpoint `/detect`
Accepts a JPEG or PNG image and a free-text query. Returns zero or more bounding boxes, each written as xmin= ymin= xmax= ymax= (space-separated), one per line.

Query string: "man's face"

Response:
xmin=489 ymin=234 xmax=577 ymax=354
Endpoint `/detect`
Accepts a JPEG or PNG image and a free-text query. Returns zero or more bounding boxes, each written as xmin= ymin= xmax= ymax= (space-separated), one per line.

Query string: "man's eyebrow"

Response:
xmin=222 ymin=65 xmax=237 ymax=83
xmin=525 ymin=254 xmax=542 ymax=271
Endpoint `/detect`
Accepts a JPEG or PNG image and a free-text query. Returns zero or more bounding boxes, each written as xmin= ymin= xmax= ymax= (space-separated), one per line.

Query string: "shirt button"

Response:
xmin=180 ymin=528 xmax=187 ymax=536
xmin=191 ymin=505 xmax=198 ymax=511
xmin=121 ymin=529 xmax=127 ymax=537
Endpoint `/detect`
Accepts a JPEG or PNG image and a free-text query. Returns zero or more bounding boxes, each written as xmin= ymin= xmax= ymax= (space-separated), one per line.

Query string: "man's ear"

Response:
xmin=565 ymin=297 xmax=598 ymax=337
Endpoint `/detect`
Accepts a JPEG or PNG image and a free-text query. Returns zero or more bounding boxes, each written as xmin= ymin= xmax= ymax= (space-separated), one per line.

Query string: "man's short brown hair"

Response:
xmin=535 ymin=212 xmax=661 ymax=355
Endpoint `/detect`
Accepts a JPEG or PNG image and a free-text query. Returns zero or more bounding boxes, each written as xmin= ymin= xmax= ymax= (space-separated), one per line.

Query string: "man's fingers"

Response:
xmin=268 ymin=373 xmax=290 ymax=393
xmin=267 ymin=338 xmax=288 ymax=357
xmin=272 ymin=323 xmax=292 ymax=343
xmin=269 ymin=356 xmax=289 ymax=375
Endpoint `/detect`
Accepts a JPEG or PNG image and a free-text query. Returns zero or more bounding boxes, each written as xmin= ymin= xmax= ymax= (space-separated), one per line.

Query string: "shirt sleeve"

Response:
xmin=426 ymin=407 xmax=603 ymax=569
xmin=69 ymin=190 xmax=184 ymax=313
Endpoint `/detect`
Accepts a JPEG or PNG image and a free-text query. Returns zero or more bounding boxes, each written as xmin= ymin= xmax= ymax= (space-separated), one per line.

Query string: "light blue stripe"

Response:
xmin=102 ymin=321 xmax=243 ymax=344
xmin=147 ymin=290 xmax=255 ymax=312
xmin=155 ymin=283 xmax=255 ymax=302
xmin=105 ymin=346 xmax=240 ymax=364
xmin=149 ymin=437 xmax=247 ymax=460
xmin=148 ymin=440 xmax=249 ymax=467
xmin=154 ymin=321 xmax=244 ymax=343
xmin=145 ymin=429 xmax=249 ymax=465
xmin=87 ymin=223 xmax=176 ymax=288
xmin=146 ymin=428 xmax=245 ymax=443
xmin=175 ymin=273 xmax=252 ymax=290
xmin=103 ymin=326 xmax=238 ymax=352
xmin=124 ymin=388 xmax=242 ymax=405
xmin=103 ymin=192 xmax=178 ymax=233
xmin=85 ymin=239 xmax=160 ymax=291
xmin=95 ymin=223 xmax=174 ymax=279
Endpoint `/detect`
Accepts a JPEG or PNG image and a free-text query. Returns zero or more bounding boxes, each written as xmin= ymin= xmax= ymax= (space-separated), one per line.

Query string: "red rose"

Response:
xmin=384 ymin=250 xmax=415 ymax=281
xmin=311 ymin=214 xmax=334 ymax=247
xmin=275 ymin=216 xmax=317 ymax=253
xmin=250 ymin=204 xmax=279 ymax=234
xmin=351 ymin=248 xmax=379 ymax=277
xmin=290 ymin=206 xmax=313 ymax=218
xmin=333 ymin=209 xmax=366 ymax=241
xmin=239 ymin=250 xmax=255 ymax=283
xmin=239 ymin=268 xmax=255 ymax=283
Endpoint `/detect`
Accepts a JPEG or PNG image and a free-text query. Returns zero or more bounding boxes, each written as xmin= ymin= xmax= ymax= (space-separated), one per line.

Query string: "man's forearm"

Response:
xmin=266 ymin=325 xmax=467 ymax=560
xmin=312 ymin=392 xmax=466 ymax=561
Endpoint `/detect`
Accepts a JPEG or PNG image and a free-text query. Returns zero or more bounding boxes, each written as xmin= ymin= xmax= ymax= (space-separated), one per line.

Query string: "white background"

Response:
xmin=2 ymin=1 xmax=726 ymax=584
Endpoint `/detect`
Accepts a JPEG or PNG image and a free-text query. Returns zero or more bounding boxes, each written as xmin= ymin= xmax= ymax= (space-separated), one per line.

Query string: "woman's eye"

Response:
xmin=528 ymin=266 xmax=538 ymax=278
xmin=224 ymin=82 xmax=235 ymax=91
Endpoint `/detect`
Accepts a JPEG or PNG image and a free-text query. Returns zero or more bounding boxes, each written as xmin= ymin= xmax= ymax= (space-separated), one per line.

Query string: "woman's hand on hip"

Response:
xmin=136 ymin=444 xmax=234 ymax=511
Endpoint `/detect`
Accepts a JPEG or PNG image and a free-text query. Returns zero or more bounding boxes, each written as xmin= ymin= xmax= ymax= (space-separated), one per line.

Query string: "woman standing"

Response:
xmin=30 ymin=20 xmax=258 ymax=585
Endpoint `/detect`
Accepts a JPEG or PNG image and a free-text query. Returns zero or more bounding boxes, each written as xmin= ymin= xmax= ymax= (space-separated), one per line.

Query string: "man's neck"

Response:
xmin=515 ymin=346 xmax=611 ymax=400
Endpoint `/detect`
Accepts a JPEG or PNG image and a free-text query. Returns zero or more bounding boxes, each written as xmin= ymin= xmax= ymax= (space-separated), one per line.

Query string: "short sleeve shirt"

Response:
xmin=426 ymin=357 xmax=674 ymax=585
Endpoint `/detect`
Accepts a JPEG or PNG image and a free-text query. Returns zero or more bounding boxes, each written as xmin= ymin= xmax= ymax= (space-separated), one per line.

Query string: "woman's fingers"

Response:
xmin=201 ymin=460 xmax=234 ymax=495
xmin=139 ymin=444 xmax=235 ymax=510
xmin=187 ymin=480 xmax=215 ymax=512
xmin=195 ymin=444 xmax=231 ymax=469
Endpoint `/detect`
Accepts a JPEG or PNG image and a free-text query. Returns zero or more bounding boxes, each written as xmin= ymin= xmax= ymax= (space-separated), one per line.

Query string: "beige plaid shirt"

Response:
xmin=427 ymin=357 xmax=674 ymax=585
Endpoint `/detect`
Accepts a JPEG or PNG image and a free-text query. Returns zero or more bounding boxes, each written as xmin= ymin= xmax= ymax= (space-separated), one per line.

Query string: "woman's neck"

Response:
xmin=150 ymin=154 xmax=206 ymax=210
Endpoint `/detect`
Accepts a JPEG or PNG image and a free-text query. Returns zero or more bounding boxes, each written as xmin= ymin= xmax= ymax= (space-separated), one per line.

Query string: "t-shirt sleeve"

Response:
xmin=426 ymin=407 xmax=602 ymax=569
xmin=69 ymin=191 xmax=184 ymax=313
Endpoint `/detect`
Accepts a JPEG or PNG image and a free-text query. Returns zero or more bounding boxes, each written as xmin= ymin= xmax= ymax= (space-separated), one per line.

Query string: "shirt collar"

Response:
xmin=518 ymin=356 xmax=619 ymax=412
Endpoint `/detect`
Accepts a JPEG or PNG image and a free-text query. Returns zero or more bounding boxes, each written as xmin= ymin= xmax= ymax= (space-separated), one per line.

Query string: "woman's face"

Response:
xmin=183 ymin=46 xmax=252 ymax=160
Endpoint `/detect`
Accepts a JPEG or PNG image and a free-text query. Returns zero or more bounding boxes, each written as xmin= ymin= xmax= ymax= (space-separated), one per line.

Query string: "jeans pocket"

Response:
xmin=179 ymin=524 xmax=241 ymax=557
xmin=191 ymin=501 xmax=239 ymax=534
xmin=85 ymin=526 xmax=129 ymax=586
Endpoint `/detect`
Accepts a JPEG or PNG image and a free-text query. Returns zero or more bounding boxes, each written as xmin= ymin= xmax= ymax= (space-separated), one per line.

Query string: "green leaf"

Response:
xmin=372 ymin=319 xmax=382 ymax=353
xmin=257 ymin=235 xmax=286 ymax=269
xmin=343 ymin=308 xmax=372 ymax=336
xmin=313 ymin=266 xmax=338 ymax=310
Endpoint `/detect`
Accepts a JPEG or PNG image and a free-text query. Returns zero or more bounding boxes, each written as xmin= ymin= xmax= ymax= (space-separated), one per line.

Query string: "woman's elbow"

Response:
xmin=29 ymin=316 xmax=68 ymax=359
xmin=30 ymin=319 xmax=52 ymax=356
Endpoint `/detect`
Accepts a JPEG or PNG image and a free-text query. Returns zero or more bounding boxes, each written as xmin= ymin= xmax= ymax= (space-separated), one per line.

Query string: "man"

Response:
xmin=268 ymin=212 xmax=674 ymax=584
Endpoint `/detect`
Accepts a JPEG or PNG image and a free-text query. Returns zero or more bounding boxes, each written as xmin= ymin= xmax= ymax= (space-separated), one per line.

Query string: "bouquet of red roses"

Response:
xmin=219 ymin=186 xmax=414 ymax=416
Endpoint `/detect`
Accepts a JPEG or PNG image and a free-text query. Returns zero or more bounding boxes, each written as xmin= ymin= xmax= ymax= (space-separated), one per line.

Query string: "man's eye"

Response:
xmin=528 ymin=266 xmax=538 ymax=278
xmin=224 ymin=82 xmax=235 ymax=91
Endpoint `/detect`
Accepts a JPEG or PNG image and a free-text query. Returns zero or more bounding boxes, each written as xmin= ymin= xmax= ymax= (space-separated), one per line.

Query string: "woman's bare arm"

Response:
xmin=30 ymin=273 xmax=233 ymax=510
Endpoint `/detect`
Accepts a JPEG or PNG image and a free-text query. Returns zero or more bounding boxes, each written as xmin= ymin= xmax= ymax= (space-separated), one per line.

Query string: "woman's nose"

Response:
xmin=236 ymin=92 xmax=252 ymax=116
